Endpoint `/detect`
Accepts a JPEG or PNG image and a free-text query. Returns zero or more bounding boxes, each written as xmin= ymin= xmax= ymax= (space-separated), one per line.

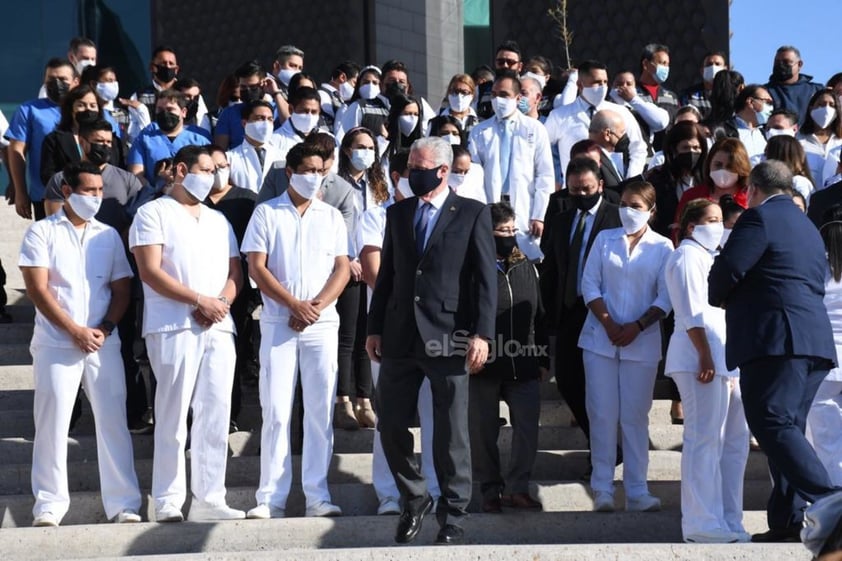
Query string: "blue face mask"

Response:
xmin=654 ymin=64 xmax=669 ymax=84
xmin=755 ymin=103 xmax=773 ymax=126
xmin=517 ymin=96 xmax=530 ymax=115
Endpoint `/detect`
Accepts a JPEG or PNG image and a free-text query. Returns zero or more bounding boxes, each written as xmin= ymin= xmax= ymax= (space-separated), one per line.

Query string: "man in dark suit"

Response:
xmin=366 ymin=136 xmax=497 ymax=545
xmin=540 ymin=157 xmax=621 ymax=470
xmin=808 ymin=178 xmax=842 ymax=228
xmin=709 ymin=160 xmax=842 ymax=554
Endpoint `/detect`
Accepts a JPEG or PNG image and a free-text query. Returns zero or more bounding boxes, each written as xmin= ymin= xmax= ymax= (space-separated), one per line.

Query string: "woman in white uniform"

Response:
xmin=808 ymin=207 xmax=842 ymax=486
xmin=579 ymin=180 xmax=673 ymax=513
xmin=664 ymin=198 xmax=750 ymax=543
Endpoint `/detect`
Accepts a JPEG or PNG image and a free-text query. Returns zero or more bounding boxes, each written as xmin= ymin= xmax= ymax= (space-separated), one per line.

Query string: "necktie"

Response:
xmin=415 ymin=203 xmax=432 ymax=257
xmin=499 ymin=119 xmax=513 ymax=196
xmin=564 ymin=210 xmax=588 ymax=308
xmin=256 ymin=146 xmax=266 ymax=169
xmin=587 ymin=105 xmax=596 ymax=119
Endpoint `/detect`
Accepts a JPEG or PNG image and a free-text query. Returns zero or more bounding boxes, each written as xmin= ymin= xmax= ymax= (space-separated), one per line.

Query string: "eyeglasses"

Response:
xmin=753 ymin=97 xmax=774 ymax=105
xmin=495 ymin=58 xmax=520 ymax=68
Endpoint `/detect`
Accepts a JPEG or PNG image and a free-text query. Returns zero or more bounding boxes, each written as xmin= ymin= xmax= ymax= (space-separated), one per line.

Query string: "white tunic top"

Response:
xmin=20 ymin=210 xmax=132 ymax=348
xmin=823 ymin=271 xmax=842 ymax=382
xmin=129 ymin=196 xmax=238 ymax=336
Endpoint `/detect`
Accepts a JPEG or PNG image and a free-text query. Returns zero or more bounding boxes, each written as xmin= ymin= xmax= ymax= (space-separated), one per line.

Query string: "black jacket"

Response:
xmin=482 ymin=257 xmax=548 ymax=380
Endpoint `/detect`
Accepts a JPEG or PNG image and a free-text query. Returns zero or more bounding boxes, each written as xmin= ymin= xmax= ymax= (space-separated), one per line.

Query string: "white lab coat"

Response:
xmin=227 ymin=140 xmax=285 ymax=194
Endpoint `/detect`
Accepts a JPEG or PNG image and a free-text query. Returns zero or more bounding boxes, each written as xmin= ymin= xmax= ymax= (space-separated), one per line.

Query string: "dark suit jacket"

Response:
xmin=541 ymin=189 xmax=620 ymax=256
xmin=808 ymin=179 xmax=842 ymax=228
xmin=709 ymin=194 xmax=836 ymax=370
xmin=39 ymin=129 xmax=126 ymax=186
xmin=368 ymin=189 xmax=497 ymax=358
xmin=599 ymin=149 xmax=623 ymax=192
xmin=540 ymin=199 xmax=621 ymax=327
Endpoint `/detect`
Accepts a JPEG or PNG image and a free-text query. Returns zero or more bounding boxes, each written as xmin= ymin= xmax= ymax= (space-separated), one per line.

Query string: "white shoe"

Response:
xmin=305 ymin=501 xmax=342 ymax=517
xmin=187 ymin=501 xmax=246 ymax=521
xmin=155 ymin=504 xmax=184 ymax=523
xmin=33 ymin=512 xmax=59 ymax=527
xmin=684 ymin=530 xmax=740 ymax=543
xmin=114 ymin=509 xmax=141 ymax=523
xmin=593 ymin=491 xmax=615 ymax=512
xmin=246 ymin=503 xmax=285 ymax=519
xmin=377 ymin=497 xmax=401 ymax=515
xmin=625 ymin=493 xmax=661 ymax=512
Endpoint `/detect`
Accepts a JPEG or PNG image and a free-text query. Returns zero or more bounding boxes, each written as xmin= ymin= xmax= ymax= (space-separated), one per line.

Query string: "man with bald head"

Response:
xmin=588 ymin=109 xmax=629 ymax=190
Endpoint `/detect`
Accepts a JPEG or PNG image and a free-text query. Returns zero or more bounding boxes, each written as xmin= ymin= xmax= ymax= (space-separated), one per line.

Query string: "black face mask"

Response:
xmin=384 ymin=80 xmax=408 ymax=100
xmin=185 ymin=99 xmax=199 ymax=122
xmin=613 ymin=133 xmax=630 ymax=154
xmin=573 ymin=192 xmax=601 ymax=212
xmin=154 ymin=64 xmax=177 ymax=84
xmin=408 ymin=166 xmax=441 ymax=197
xmin=86 ymin=143 xmax=112 ymax=166
xmin=45 ymin=78 xmax=70 ymax=103
xmin=241 ymin=85 xmax=262 ymax=104
xmin=671 ymin=151 xmax=701 ymax=173
xmin=75 ymin=109 xmax=99 ymax=126
xmin=494 ymin=235 xmax=518 ymax=258
xmin=772 ymin=62 xmax=793 ymax=82
xmin=156 ymin=110 xmax=181 ymax=133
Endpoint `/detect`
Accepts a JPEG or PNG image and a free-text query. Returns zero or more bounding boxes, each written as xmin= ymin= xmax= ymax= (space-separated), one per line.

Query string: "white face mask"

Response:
xmin=720 ymin=227 xmax=732 ymax=247
xmin=691 ymin=222 xmax=724 ymax=251
xmin=448 ymin=173 xmax=467 ymax=189
xmin=492 ymin=96 xmax=516 ymax=120
xmin=398 ymin=114 xmax=419 ymax=136
xmin=619 ymin=206 xmax=650 ymax=235
xmin=290 ymin=112 xmax=319 ymax=133
xmin=96 ymin=81 xmax=119 ymax=102
xmin=75 ymin=59 xmax=96 ymax=75
xmin=67 ymin=193 xmax=102 ymax=221
xmin=443 ymin=133 xmax=461 ymax=146
xmin=212 ymin=167 xmax=230 ymax=191
xmin=289 ymin=172 xmax=322 ymax=199
xmin=766 ymin=127 xmax=796 ymax=139
xmin=181 ymin=172 xmax=214 ymax=201
xmin=522 ymin=71 xmax=547 ymax=90
xmin=244 ymin=120 xmax=274 ymax=144
xmin=359 ymin=83 xmax=380 ymax=100
xmin=396 ymin=176 xmax=414 ymax=199
xmin=710 ymin=169 xmax=738 ymax=188
xmin=350 ymin=148 xmax=375 ymax=171
xmin=448 ymin=93 xmax=473 ymax=113
xmin=339 ymin=81 xmax=355 ymax=102
xmin=277 ymin=68 xmax=298 ymax=86
xmin=811 ymin=106 xmax=837 ymax=129
xmin=703 ymin=64 xmax=724 ymax=83
xmin=581 ymin=84 xmax=607 ymax=107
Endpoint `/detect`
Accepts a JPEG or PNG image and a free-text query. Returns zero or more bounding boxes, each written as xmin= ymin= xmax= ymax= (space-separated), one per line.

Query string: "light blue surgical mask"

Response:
xmin=755 ymin=103 xmax=773 ymax=126
xmin=654 ymin=64 xmax=669 ymax=84
xmin=517 ymin=96 xmax=530 ymax=115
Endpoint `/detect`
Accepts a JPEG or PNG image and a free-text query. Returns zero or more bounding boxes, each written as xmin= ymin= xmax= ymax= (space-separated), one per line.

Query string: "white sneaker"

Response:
xmin=593 ymin=491 xmax=615 ymax=512
xmin=187 ymin=501 xmax=246 ymax=521
xmin=114 ymin=509 xmax=141 ymax=523
xmin=377 ymin=497 xmax=401 ymax=515
xmin=626 ymin=493 xmax=661 ymax=512
xmin=305 ymin=501 xmax=342 ymax=517
xmin=685 ymin=530 xmax=740 ymax=543
xmin=246 ymin=503 xmax=285 ymax=519
xmin=32 ymin=512 xmax=59 ymax=527
xmin=155 ymin=504 xmax=184 ymax=523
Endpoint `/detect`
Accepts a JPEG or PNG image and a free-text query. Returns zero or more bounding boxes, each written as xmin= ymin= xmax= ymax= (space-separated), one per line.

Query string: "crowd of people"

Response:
xmin=4 ymin=34 xmax=842 ymax=555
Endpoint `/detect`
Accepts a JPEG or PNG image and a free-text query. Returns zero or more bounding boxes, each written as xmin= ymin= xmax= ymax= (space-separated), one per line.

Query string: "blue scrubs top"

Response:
xmin=5 ymin=98 xmax=61 ymax=201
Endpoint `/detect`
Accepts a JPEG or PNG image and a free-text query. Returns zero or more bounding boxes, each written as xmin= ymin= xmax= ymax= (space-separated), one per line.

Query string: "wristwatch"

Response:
xmin=99 ymin=320 xmax=116 ymax=337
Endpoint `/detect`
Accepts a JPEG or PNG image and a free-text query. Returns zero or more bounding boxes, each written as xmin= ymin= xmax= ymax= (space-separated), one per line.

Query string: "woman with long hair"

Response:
xmin=764 ymin=134 xmax=815 ymax=199
xmin=383 ymin=93 xmax=424 ymax=161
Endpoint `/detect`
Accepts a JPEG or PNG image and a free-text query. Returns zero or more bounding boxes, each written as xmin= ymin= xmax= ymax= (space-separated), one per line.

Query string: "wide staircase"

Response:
xmin=0 ymin=200 xmax=807 ymax=560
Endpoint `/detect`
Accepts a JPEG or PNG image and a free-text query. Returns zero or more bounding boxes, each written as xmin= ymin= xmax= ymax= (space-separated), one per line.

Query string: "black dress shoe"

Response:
xmin=435 ymin=524 xmax=464 ymax=545
xmin=394 ymin=496 xmax=433 ymax=544
xmin=751 ymin=526 xmax=802 ymax=543
xmin=481 ymin=496 xmax=502 ymax=513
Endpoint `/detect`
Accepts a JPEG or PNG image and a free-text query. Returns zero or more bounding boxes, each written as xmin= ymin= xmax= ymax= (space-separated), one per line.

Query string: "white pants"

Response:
xmin=672 ymin=372 xmax=749 ymax=537
xmin=583 ymin=351 xmax=657 ymax=497
xmin=31 ymin=344 xmax=141 ymax=521
xmin=807 ymin=380 xmax=842 ymax=486
xmin=255 ymin=318 xmax=339 ymax=508
xmin=370 ymin=360 xmax=440 ymax=502
xmin=146 ymin=327 xmax=236 ymax=511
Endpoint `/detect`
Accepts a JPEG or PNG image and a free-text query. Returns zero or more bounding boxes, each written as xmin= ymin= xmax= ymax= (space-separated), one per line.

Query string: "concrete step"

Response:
xmin=0 ymin=510 xmax=802 ymax=561
xmin=0 ymin=343 xmax=31 ymax=366
xmin=0 ymin=478 xmax=775 ymax=527
xmin=0 ymin=321 xmax=35 ymax=344
xmin=0 ymin=449 xmax=772 ymax=496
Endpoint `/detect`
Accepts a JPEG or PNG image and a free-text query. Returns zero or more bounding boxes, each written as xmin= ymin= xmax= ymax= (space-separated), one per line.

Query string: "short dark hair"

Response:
xmin=69 ymin=37 xmax=96 ymax=54
xmin=152 ymin=45 xmax=177 ymax=60
xmin=494 ymin=69 xmax=521 ymax=92
xmin=566 ymin=157 xmax=601 ymax=180
xmin=173 ymin=145 xmax=210 ymax=171
xmin=577 ymin=60 xmax=607 ymax=76
xmin=472 ymin=65 xmax=495 ymax=84
xmin=207 ymin=144 xmax=227 ymax=158
xmin=381 ymin=59 xmax=408 ymax=75
xmin=175 ymin=77 xmax=201 ymax=91
xmin=45 ymin=57 xmax=76 ymax=76
xmin=63 ymin=161 xmax=102 ymax=190
xmin=769 ymin=108 xmax=799 ymax=127
xmin=240 ymin=100 xmax=274 ymax=120
xmin=569 ymin=139 xmax=602 ymax=158
xmin=495 ymin=40 xmax=521 ymax=59
xmin=389 ymin=149 xmax=411 ymax=176
xmin=285 ymin=142 xmax=323 ymax=171
xmin=156 ymin=88 xmax=187 ymax=109
xmin=641 ymin=43 xmax=669 ymax=64
xmin=490 ymin=201 xmax=516 ymax=226
xmin=331 ymin=61 xmax=360 ymax=81
xmin=79 ymin=119 xmax=113 ymax=139
xmin=80 ymin=64 xmax=114 ymax=86
xmin=303 ymin=132 xmax=336 ymax=161
xmin=235 ymin=60 xmax=265 ymax=80
xmin=289 ymin=86 xmax=321 ymax=109
xmin=451 ymin=145 xmax=470 ymax=161
xmin=749 ymin=159 xmax=793 ymax=195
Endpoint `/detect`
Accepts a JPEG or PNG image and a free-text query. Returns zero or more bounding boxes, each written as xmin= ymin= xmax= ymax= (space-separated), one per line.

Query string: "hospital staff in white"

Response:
xmin=20 ymin=161 xmax=141 ymax=527
xmin=242 ymin=142 xmax=350 ymax=519
xmin=356 ymin=149 xmax=440 ymax=515
xmin=227 ymin=100 xmax=284 ymax=193
xmin=579 ymin=180 xmax=672 ymax=513
xmin=129 ymin=145 xmax=244 ymax=523
xmin=664 ymin=198 xmax=749 ymax=543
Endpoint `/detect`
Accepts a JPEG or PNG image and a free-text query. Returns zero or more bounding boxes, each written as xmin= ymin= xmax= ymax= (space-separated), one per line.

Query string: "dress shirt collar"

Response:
xmin=417 ymin=185 xmax=450 ymax=211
